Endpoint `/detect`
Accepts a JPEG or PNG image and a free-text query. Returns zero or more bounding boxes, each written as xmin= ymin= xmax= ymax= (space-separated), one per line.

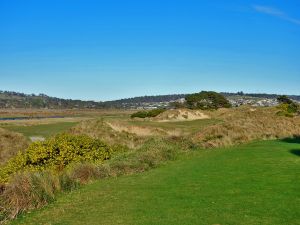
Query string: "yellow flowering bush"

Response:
xmin=0 ymin=134 xmax=112 ymax=183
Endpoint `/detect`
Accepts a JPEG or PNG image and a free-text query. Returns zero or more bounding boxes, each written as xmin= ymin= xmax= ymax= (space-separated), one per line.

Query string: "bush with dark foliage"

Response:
xmin=185 ymin=91 xmax=231 ymax=110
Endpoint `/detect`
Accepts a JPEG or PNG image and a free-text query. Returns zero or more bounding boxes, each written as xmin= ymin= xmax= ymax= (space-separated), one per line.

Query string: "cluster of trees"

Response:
xmin=185 ymin=91 xmax=231 ymax=110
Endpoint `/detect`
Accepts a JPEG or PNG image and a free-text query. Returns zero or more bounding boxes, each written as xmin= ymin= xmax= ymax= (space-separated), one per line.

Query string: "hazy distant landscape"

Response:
xmin=1 ymin=90 xmax=300 ymax=110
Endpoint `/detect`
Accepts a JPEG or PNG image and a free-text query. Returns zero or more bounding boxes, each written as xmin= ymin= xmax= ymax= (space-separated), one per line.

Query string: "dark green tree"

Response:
xmin=185 ymin=91 xmax=231 ymax=110
xmin=277 ymin=95 xmax=293 ymax=104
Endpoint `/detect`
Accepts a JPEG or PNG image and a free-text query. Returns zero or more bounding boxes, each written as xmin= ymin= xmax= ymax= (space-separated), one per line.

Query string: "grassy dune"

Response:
xmin=11 ymin=139 xmax=300 ymax=225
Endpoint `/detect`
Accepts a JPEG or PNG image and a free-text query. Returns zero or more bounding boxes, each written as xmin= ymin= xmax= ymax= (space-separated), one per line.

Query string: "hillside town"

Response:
xmin=125 ymin=96 xmax=282 ymax=109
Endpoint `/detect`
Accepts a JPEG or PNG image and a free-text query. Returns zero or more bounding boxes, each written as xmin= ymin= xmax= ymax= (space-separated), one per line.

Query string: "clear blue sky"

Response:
xmin=0 ymin=0 xmax=299 ymax=101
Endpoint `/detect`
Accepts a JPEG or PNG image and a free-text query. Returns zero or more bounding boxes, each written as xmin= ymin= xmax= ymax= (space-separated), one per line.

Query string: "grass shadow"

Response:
xmin=290 ymin=149 xmax=300 ymax=157
xmin=281 ymin=136 xmax=300 ymax=144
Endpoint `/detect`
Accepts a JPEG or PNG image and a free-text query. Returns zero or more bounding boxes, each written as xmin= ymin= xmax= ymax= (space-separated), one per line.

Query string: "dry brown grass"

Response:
xmin=0 ymin=117 xmax=89 ymax=126
xmin=106 ymin=121 xmax=168 ymax=136
xmin=0 ymin=108 xmax=131 ymax=118
xmin=0 ymin=171 xmax=77 ymax=220
xmin=193 ymin=107 xmax=300 ymax=148
xmin=0 ymin=128 xmax=28 ymax=165
xmin=69 ymin=119 xmax=147 ymax=149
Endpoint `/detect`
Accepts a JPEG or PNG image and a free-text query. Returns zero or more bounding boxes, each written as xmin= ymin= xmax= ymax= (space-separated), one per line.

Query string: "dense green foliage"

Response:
xmin=276 ymin=96 xmax=299 ymax=117
xmin=277 ymin=103 xmax=299 ymax=117
xmin=0 ymin=134 xmax=112 ymax=183
xmin=185 ymin=91 xmax=231 ymax=110
xmin=277 ymin=95 xmax=293 ymax=104
xmin=11 ymin=140 xmax=300 ymax=225
xmin=131 ymin=109 xmax=166 ymax=118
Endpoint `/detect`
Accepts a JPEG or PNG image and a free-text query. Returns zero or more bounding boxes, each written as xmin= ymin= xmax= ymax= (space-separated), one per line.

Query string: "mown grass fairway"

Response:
xmin=3 ymin=122 xmax=78 ymax=138
xmin=11 ymin=139 xmax=300 ymax=225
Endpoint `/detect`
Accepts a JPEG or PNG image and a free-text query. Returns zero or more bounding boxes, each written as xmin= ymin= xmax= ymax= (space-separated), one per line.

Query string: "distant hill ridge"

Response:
xmin=0 ymin=90 xmax=299 ymax=109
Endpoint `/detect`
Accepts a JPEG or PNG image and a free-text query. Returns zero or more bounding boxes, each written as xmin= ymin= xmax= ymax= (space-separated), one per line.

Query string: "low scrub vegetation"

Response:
xmin=0 ymin=133 xmax=112 ymax=183
xmin=131 ymin=109 xmax=166 ymax=118
xmin=276 ymin=95 xmax=300 ymax=117
xmin=193 ymin=107 xmax=300 ymax=148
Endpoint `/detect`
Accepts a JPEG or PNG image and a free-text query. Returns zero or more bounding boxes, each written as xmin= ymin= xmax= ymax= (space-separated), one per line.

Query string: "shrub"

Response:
xmin=276 ymin=103 xmax=299 ymax=117
xmin=185 ymin=91 xmax=231 ymax=110
xmin=0 ymin=133 xmax=112 ymax=183
xmin=277 ymin=95 xmax=293 ymax=104
xmin=131 ymin=109 xmax=166 ymax=118
xmin=130 ymin=111 xmax=148 ymax=118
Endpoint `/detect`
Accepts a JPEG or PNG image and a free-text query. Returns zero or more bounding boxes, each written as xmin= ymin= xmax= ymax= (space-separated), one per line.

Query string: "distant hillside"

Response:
xmin=0 ymin=90 xmax=299 ymax=109
xmin=0 ymin=91 xmax=102 ymax=109
xmin=103 ymin=94 xmax=186 ymax=108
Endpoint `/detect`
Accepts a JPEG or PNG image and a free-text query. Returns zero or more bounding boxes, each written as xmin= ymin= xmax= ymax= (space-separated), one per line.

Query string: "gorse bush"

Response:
xmin=276 ymin=103 xmax=299 ymax=117
xmin=276 ymin=96 xmax=299 ymax=117
xmin=0 ymin=133 xmax=112 ymax=183
xmin=131 ymin=109 xmax=166 ymax=118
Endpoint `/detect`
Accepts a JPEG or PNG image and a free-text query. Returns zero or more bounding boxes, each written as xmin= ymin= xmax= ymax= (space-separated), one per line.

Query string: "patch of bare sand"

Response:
xmin=154 ymin=109 xmax=210 ymax=122
xmin=29 ymin=136 xmax=45 ymax=142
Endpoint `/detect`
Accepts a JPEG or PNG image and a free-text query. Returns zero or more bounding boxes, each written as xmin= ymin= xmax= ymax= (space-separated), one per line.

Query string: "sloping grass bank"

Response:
xmin=11 ymin=139 xmax=300 ymax=225
xmin=3 ymin=122 xmax=78 ymax=139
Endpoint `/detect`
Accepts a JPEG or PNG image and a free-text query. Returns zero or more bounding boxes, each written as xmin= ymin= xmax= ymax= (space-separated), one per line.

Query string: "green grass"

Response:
xmin=2 ymin=122 xmax=78 ymax=138
xmin=11 ymin=139 xmax=300 ymax=225
xmin=128 ymin=119 xmax=221 ymax=134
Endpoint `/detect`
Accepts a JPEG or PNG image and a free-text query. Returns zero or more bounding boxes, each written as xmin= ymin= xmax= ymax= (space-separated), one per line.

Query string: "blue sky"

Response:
xmin=0 ymin=0 xmax=299 ymax=101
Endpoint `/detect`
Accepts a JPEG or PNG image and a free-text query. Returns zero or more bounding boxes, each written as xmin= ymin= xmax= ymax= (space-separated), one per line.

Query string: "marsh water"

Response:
xmin=0 ymin=116 xmax=64 ymax=121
